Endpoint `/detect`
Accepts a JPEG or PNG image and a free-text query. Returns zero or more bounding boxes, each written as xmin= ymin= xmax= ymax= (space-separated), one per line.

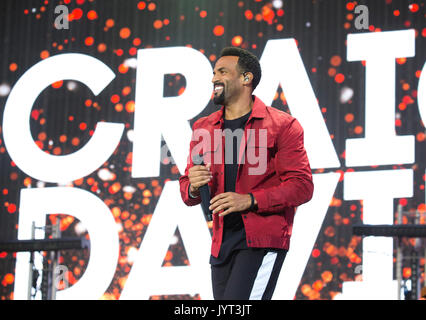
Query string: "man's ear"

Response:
xmin=242 ymin=72 xmax=253 ymax=85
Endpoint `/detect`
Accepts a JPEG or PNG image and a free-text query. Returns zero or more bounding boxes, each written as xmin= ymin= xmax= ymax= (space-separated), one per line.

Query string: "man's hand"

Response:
xmin=209 ymin=192 xmax=256 ymax=217
xmin=188 ymin=163 xmax=212 ymax=197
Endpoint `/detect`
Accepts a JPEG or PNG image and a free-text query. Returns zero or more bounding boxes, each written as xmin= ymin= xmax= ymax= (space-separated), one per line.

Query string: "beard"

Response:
xmin=213 ymin=89 xmax=225 ymax=105
xmin=213 ymin=81 xmax=227 ymax=105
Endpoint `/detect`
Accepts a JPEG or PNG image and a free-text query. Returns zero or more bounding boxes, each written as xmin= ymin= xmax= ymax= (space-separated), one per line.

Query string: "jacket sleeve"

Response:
xmin=251 ymin=118 xmax=314 ymax=214
xmin=179 ymin=122 xmax=202 ymax=207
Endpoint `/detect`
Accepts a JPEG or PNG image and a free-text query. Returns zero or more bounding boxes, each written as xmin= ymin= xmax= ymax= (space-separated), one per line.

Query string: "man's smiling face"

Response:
xmin=212 ymin=55 xmax=244 ymax=106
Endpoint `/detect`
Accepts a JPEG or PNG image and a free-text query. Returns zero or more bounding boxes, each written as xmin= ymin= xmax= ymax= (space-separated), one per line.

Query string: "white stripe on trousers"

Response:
xmin=249 ymin=251 xmax=277 ymax=300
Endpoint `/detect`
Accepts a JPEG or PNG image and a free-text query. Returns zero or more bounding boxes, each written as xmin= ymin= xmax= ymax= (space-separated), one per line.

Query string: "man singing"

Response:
xmin=179 ymin=47 xmax=313 ymax=300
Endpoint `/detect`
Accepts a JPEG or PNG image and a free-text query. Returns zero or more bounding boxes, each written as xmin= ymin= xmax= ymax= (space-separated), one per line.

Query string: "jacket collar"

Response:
xmin=210 ymin=95 xmax=267 ymax=125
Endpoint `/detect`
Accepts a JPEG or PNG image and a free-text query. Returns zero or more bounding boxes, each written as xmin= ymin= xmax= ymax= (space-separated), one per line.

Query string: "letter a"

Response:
xmin=354 ymin=5 xmax=369 ymax=30
xmin=54 ymin=5 xmax=69 ymax=30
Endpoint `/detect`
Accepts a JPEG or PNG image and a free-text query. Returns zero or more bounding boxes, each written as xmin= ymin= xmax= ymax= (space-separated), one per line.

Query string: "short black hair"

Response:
xmin=219 ymin=47 xmax=262 ymax=91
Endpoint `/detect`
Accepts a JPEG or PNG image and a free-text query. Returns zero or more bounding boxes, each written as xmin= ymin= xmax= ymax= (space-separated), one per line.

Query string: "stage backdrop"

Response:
xmin=0 ymin=0 xmax=425 ymax=300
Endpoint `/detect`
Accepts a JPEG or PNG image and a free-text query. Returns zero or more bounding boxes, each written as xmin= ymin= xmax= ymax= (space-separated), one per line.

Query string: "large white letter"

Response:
xmin=338 ymin=169 xmax=413 ymax=299
xmin=120 ymin=181 xmax=213 ymax=299
xmin=417 ymin=61 xmax=426 ymax=127
xmin=254 ymin=39 xmax=340 ymax=169
xmin=346 ymin=30 xmax=415 ymax=166
xmin=273 ymin=172 xmax=340 ymax=299
xmin=2 ymin=53 xmax=124 ymax=183
xmin=132 ymin=47 xmax=213 ymax=178
xmin=14 ymin=187 xmax=119 ymax=300
xmin=418 ymin=61 xmax=426 ymax=204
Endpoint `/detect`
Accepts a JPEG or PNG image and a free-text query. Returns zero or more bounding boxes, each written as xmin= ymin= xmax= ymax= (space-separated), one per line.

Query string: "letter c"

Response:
xmin=2 ymin=53 xmax=124 ymax=183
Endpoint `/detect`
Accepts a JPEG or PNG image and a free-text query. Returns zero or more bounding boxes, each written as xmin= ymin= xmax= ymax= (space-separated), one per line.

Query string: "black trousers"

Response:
xmin=211 ymin=248 xmax=287 ymax=300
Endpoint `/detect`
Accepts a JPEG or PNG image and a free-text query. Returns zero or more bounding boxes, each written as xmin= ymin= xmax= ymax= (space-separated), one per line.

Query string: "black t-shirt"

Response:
xmin=210 ymin=110 xmax=251 ymax=266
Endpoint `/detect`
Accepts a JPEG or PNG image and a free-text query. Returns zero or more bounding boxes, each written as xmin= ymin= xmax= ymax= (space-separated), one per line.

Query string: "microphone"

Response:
xmin=192 ymin=155 xmax=213 ymax=222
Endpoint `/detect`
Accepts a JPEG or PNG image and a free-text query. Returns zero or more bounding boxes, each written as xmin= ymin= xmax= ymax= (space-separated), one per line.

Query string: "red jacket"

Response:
xmin=179 ymin=96 xmax=313 ymax=257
